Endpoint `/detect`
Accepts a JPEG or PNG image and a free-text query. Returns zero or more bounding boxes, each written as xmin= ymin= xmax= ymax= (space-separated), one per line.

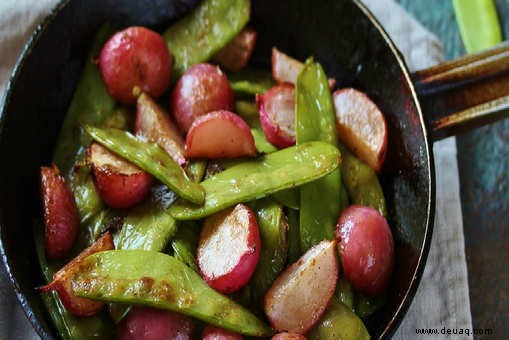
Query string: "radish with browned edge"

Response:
xmin=39 ymin=232 xmax=114 ymax=316
xmin=118 ymin=306 xmax=194 ymax=340
xmin=99 ymin=27 xmax=171 ymax=104
xmin=333 ymin=88 xmax=388 ymax=173
xmin=136 ymin=93 xmax=186 ymax=165
xmin=198 ymin=204 xmax=261 ymax=294
xmin=257 ymin=84 xmax=296 ymax=149
xmin=171 ymin=63 xmax=234 ymax=132
xmin=88 ymin=142 xmax=153 ymax=209
xmin=186 ymin=111 xmax=256 ymax=159
xmin=213 ymin=27 xmax=257 ymax=72
xmin=40 ymin=165 xmax=79 ymax=259
xmin=202 ymin=325 xmax=243 ymax=340
xmin=272 ymin=333 xmax=307 ymax=340
xmin=336 ymin=205 xmax=394 ymax=297
xmin=264 ymin=240 xmax=338 ymax=334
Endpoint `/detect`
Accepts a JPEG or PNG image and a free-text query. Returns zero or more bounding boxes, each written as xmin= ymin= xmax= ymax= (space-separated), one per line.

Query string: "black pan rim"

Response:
xmin=0 ymin=0 xmax=436 ymax=339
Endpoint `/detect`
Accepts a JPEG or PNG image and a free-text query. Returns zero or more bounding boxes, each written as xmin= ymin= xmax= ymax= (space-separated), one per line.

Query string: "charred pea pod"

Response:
xmin=295 ymin=59 xmax=342 ymax=251
xmin=164 ymin=0 xmax=250 ymax=78
xmin=339 ymin=143 xmax=388 ymax=217
xmin=71 ymin=250 xmax=273 ymax=336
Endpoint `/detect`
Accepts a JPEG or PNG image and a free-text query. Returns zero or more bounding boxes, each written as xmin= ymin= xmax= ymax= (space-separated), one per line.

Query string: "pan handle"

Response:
xmin=412 ymin=41 xmax=509 ymax=141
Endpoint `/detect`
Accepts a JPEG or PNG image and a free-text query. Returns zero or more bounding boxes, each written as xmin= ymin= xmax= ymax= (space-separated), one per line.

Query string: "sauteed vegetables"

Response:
xmin=36 ymin=0 xmax=394 ymax=338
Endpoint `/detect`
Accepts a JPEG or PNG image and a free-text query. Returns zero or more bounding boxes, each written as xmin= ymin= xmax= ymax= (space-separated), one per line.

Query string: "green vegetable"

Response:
xmin=240 ymin=199 xmax=289 ymax=310
xmin=228 ymin=68 xmax=275 ymax=96
xmin=171 ymin=222 xmax=200 ymax=272
xmin=251 ymin=128 xmax=277 ymax=154
xmin=84 ymin=126 xmax=205 ymax=204
xmin=286 ymin=208 xmax=301 ymax=263
xmin=169 ymin=141 xmax=341 ymax=220
xmin=235 ymin=100 xmax=259 ymax=118
xmin=272 ymin=188 xmax=300 ymax=210
xmin=308 ymin=300 xmax=370 ymax=340
xmin=72 ymin=250 xmax=273 ymax=336
xmin=453 ymin=0 xmax=502 ymax=54
xmin=339 ymin=143 xmax=387 ymax=217
xmin=163 ymin=0 xmax=250 ymax=78
xmin=187 ymin=160 xmax=207 ymax=182
xmin=296 ymin=59 xmax=342 ymax=251
xmin=336 ymin=277 xmax=354 ymax=310
xmin=354 ymin=293 xmax=386 ymax=318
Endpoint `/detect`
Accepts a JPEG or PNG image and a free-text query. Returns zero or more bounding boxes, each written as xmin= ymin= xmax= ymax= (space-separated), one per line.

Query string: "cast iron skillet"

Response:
xmin=1 ymin=0 xmax=508 ymax=339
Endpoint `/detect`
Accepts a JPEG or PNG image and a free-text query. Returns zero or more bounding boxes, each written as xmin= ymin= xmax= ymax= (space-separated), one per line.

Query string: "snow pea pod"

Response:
xmin=235 ymin=100 xmax=259 ymax=118
xmin=163 ymin=0 xmax=250 ymax=78
xmin=295 ymin=59 xmax=342 ymax=251
xmin=272 ymin=188 xmax=300 ymax=210
xmin=72 ymin=250 xmax=273 ymax=336
xmin=251 ymin=128 xmax=277 ymax=154
xmin=84 ymin=126 xmax=205 ymax=204
xmin=187 ymin=160 xmax=207 ymax=182
xmin=228 ymin=68 xmax=274 ymax=96
xmin=171 ymin=222 xmax=200 ymax=272
xmin=336 ymin=276 xmax=354 ymax=311
xmin=286 ymin=208 xmax=301 ymax=263
xmin=169 ymin=141 xmax=340 ymax=220
xmin=308 ymin=300 xmax=370 ymax=340
xmin=339 ymin=143 xmax=387 ymax=217
xmin=354 ymin=293 xmax=386 ymax=318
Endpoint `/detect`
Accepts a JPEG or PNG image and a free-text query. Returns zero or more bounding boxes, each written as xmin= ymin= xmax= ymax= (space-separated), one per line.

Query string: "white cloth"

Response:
xmin=0 ymin=0 xmax=472 ymax=339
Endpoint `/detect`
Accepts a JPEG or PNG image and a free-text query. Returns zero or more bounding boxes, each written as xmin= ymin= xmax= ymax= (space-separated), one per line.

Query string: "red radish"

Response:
xmin=198 ymin=204 xmax=261 ymax=294
xmin=38 ymin=232 xmax=114 ymax=316
xmin=264 ymin=240 xmax=338 ymax=334
xmin=136 ymin=92 xmax=186 ymax=165
xmin=117 ymin=307 xmax=194 ymax=340
xmin=333 ymin=88 xmax=388 ymax=173
xmin=257 ymin=84 xmax=296 ymax=149
xmin=272 ymin=48 xmax=336 ymax=89
xmin=272 ymin=333 xmax=307 ymax=340
xmin=88 ymin=142 xmax=153 ymax=209
xmin=336 ymin=205 xmax=394 ymax=297
xmin=202 ymin=325 xmax=243 ymax=340
xmin=213 ymin=27 xmax=257 ymax=72
xmin=185 ymin=111 xmax=256 ymax=159
xmin=99 ymin=26 xmax=171 ymax=104
xmin=40 ymin=165 xmax=79 ymax=260
xmin=171 ymin=63 xmax=234 ymax=132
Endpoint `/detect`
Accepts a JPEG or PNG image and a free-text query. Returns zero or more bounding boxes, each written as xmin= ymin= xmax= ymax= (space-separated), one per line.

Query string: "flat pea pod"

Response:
xmin=251 ymin=128 xmax=277 ymax=154
xmin=308 ymin=300 xmax=370 ymax=340
xmin=187 ymin=160 xmax=207 ymax=182
xmin=339 ymin=143 xmax=387 ymax=217
xmin=84 ymin=126 xmax=205 ymax=204
xmin=33 ymin=222 xmax=114 ymax=340
xmin=169 ymin=141 xmax=340 ymax=220
xmin=295 ymin=59 xmax=342 ymax=251
xmin=163 ymin=0 xmax=250 ymax=78
xmin=228 ymin=68 xmax=275 ymax=96
xmin=239 ymin=199 xmax=289 ymax=311
xmin=286 ymin=208 xmax=301 ymax=263
xmin=235 ymin=100 xmax=259 ymax=118
xmin=354 ymin=293 xmax=386 ymax=318
xmin=336 ymin=276 xmax=354 ymax=311
xmin=72 ymin=250 xmax=273 ymax=337
xmin=272 ymin=188 xmax=300 ymax=210
xmin=171 ymin=222 xmax=200 ymax=272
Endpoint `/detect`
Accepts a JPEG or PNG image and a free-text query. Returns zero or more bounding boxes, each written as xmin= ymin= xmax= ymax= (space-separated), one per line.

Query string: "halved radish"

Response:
xmin=264 ymin=240 xmax=338 ymax=334
xmin=213 ymin=27 xmax=257 ymax=72
xmin=202 ymin=325 xmax=243 ymax=340
xmin=333 ymin=88 xmax=388 ymax=173
xmin=257 ymin=84 xmax=296 ymax=149
xmin=186 ymin=111 xmax=256 ymax=159
xmin=336 ymin=205 xmax=394 ymax=297
xmin=40 ymin=165 xmax=79 ymax=260
xmin=39 ymin=232 xmax=114 ymax=316
xmin=272 ymin=48 xmax=335 ymax=89
xmin=198 ymin=204 xmax=261 ymax=294
xmin=118 ymin=307 xmax=194 ymax=340
xmin=171 ymin=63 xmax=234 ymax=132
xmin=88 ymin=142 xmax=153 ymax=209
xmin=272 ymin=333 xmax=307 ymax=340
xmin=136 ymin=92 xmax=186 ymax=165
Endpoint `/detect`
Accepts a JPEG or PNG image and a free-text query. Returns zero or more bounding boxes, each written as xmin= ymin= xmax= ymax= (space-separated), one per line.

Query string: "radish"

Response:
xmin=272 ymin=333 xmax=307 ymax=340
xmin=213 ymin=27 xmax=257 ymax=72
xmin=185 ymin=111 xmax=256 ymax=159
xmin=202 ymin=325 xmax=243 ymax=340
xmin=264 ymin=240 xmax=338 ymax=334
xmin=198 ymin=204 xmax=261 ymax=294
xmin=88 ymin=142 xmax=153 ymax=209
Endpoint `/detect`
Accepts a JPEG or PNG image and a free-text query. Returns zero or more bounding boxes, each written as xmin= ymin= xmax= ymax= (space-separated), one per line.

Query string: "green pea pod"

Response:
xmin=308 ymin=300 xmax=370 ymax=340
xmin=336 ymin=276 xmax=354 ymax=311
xmin=169 ymin=141 xmax=340 ymax=220
xmin=72 ymin=250 xmax=273 ymax=336
xmin=84 ymin=126 xmax=205 ymax=204
xmin=33 ymin=222 xmax=115 ymax=340
xmin=187 ymin=160 xmax=207 ymax=182
xmin=296 ymin=59 xmax=342 ymax=251
xmin=272 ymin=188 xmax=300 ymax=210
xmin=339 ymin=180 xmax=350 ymax=214
xmin=354 ymin=293 xmax=386 ymax=318
xmin=164 ymin=0 xmax=250 ymax=78
xmin=228 ymin=68 xmax=275 ymax=96
xmin=171 ymin=222 xmax=200 ymax=272
xmin=235 ymin=100 xmax=259 ymax=118
xmin=339 ymin=143 xmax=387 ymax=217
xmin=286 ymin=208 xmax=301 ymax=263
xmin=240 ymin=199 xmax=289 ymax=311
xmin=251 ymin=128 xmax=277 ymax=154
